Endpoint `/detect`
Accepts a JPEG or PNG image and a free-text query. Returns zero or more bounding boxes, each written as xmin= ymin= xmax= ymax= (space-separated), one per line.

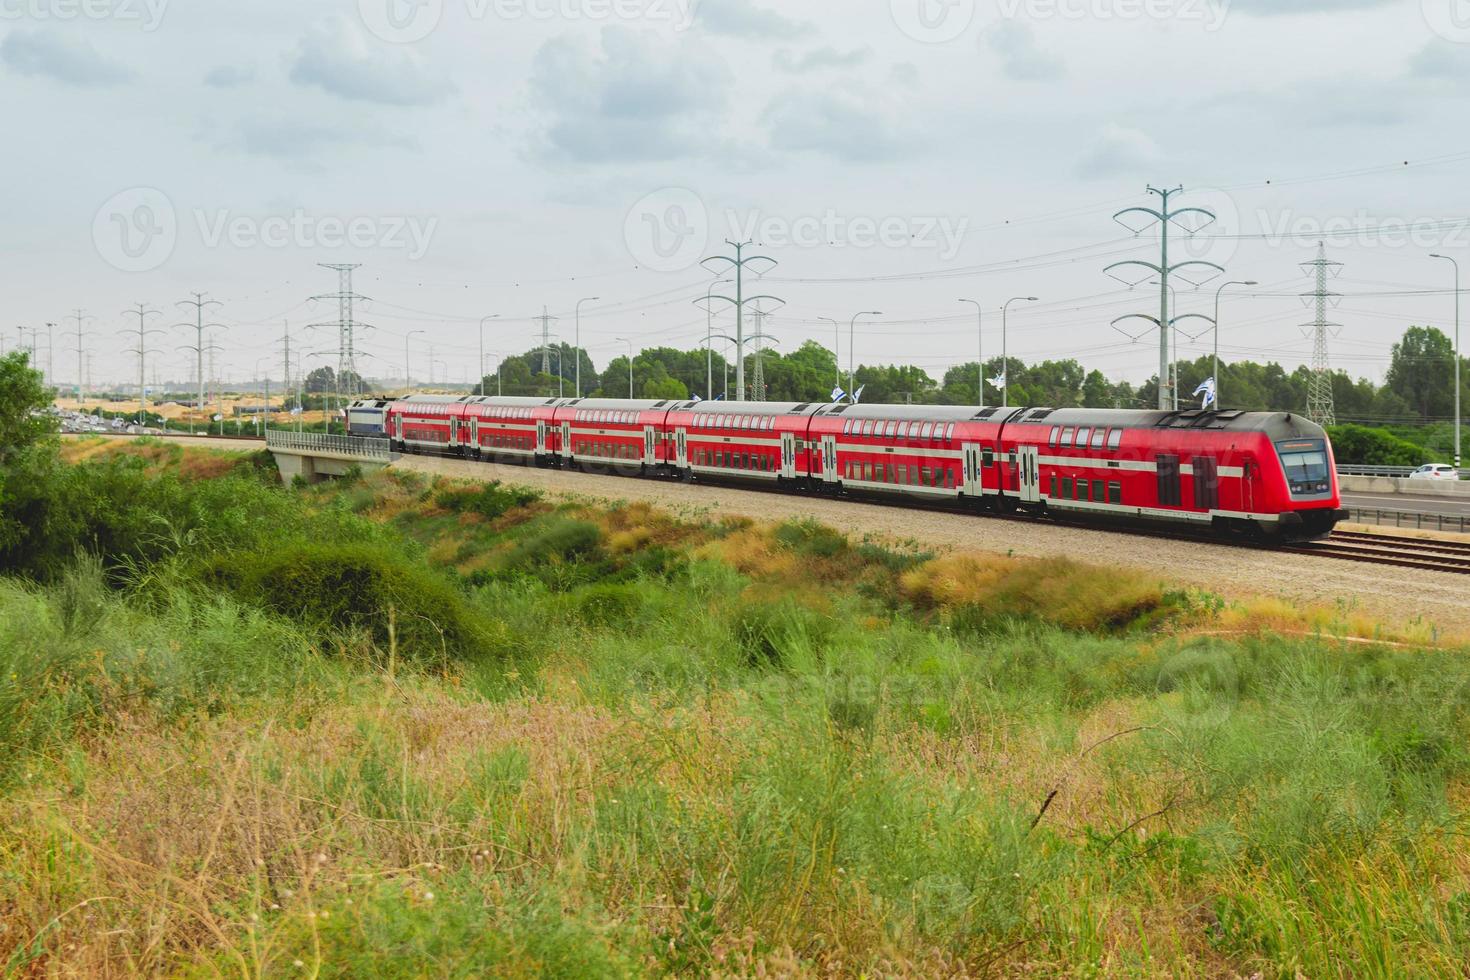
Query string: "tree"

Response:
xmin=304 ymin=366 xmax=336 ymax=394
xmin=0 ymin=351 xmax=61 ymax=566
xmin=0 ymin=351 xmax=54 ymax=466
xmin=1386 ymin=326 xmax=1455 ymax=420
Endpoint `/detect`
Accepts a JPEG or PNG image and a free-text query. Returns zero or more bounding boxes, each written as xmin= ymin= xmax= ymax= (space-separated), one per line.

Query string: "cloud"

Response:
xmin=762 ymin=89 xmax=908 ymax=162
xmin=1408 ymin=41 xmax=1470 ymax=78
xmin=773 ymin=46 xmax=873 ymax=74
xmin=231 ymin=118 xmax=418 ymax=159
xmin=204 ymin=65 xmax=254 ymax=88
xmin=695 ymin=0 xmax=815 ymax=39
xmin=0 ymin=29 xmax=131 ymax=86
xmin=986 ymin=21 xmax=1064 ymax=81
xmin=289 ymin=17 xmax=452 ymax=107
xmin=528 ymin=27 xmax=732 ymax=164
xmin=1076 ymin=124 xmax=1161 ymax=178
xmin=1221 ymin=0 xmax=1393 ymax=9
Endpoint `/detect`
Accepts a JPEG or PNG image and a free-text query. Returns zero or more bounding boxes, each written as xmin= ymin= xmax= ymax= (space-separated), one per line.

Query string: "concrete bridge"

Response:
xmin=265 ymin=429 xmax=393 ymax=484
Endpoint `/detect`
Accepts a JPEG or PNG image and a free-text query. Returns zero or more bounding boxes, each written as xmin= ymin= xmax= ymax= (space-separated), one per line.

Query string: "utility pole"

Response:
xmin=701 ymin=241 xmax=783 ymax=401
xmin=1000 ymin=297 xmax=1038 ymax=409
xmin=573 ymin=298 xmax=597 ymax=397
xmin=405 ymin=330 xmax=424 ymax=392
xmin=818 ymin=316 xmax=840 ymax=393
xmin=479 ymin=314 xmax=500 ymax=396
xmin=176 ymin=292 xmax=225 ymax=430
xmin=311 ymin=263 xmax=371 ymax=406
xmin=1301 ymin=242 xmax=1343 ymax=427
xmin=958 ymin=299 xmax=983 ymax=405
xmin=616 ymin=338 xmax=633 ymax=397
xmin=848 ymin=312 xmax=883 ymax=397
xmin=68 ymin=309 xmax=93 ymax=404
xmin=44 ymin=322 xmax=56 ymax=389
xmin=1210 ymin=281 xmax=1257 ymax=410
xmin=535 ymin=306 xmax=558 ymax=375
xmin=120 ymin=303 xmax=164 ymax=426
xmin=1105 ymin=186 xmax=1224 ymax=410
xmin=1431 ymin=253 xmax=1461 ymax=472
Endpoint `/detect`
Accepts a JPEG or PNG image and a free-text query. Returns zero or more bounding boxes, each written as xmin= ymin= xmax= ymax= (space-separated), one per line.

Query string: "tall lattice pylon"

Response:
xmin=1300 ymin=241 xmax=1343 ymax=426
xmin=311 ymin=264 xmax=371 ymax=400
xmin=535 ymin=306 xmax=559 ymax=375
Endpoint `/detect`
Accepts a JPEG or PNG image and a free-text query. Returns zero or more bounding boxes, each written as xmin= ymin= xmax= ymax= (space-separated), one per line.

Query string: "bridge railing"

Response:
xmin=1344 ymin=508 xmax=1469 ymax=534
xmin=265 ymin=428 xmax=392 ymax=461
xmin=1337 ymin=464 xmax=1467 ymax=480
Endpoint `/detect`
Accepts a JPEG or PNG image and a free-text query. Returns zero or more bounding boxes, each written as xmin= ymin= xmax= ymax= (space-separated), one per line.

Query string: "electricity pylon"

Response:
xmin=1301 ymin=241 xmax=1343 ymax=426
xmin=699 ymin=241 xmax=783 ymax=402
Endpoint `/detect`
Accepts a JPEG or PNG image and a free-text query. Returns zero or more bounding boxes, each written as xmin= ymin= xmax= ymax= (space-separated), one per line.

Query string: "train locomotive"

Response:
xmin=359 ymin=394 xmax=1348 ymax=541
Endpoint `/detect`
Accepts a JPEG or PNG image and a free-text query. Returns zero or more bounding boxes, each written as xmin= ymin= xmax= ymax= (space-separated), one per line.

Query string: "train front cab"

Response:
xmin=1261 ymin=420 xmax=1350 ymax=541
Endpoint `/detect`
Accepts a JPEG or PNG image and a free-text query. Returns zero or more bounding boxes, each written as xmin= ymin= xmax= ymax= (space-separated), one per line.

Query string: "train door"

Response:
xmin=820 ymin=435 xmax=838 ymax=483
xmin=1241 ymin=455 xmax=1256 ymax=513
xmin=449 ymin=416 xmax=460 ymax=447
xmin=780 ymin=431 xmax=797 ymax=478
xmin=1017 ymin=445 xmax=1041 ymax=503
xmin=962 ymin=442 xmax=983 ymax=496
xmin=675 ymin=428 xmax=688 ymax=468
xmin=468 ymin=417 xmax=479 ymax=449
xmin=536 ymin=419 xmax=548 ymax=454
xmin=643 ymin=426 xmax=656 ymax=465
xmin=561 ymin=421 xmax=573 ymax=459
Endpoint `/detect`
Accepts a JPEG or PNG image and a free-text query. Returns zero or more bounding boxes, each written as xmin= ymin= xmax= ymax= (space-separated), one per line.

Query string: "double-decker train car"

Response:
xmin=344 ymin=398 xmax=394 ymax=437
xmin=380 ymin=393 xmax=1348 ymax=541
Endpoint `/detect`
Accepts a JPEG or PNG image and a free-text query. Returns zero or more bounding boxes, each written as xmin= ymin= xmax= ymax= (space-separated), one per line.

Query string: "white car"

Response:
xmin=1409 ymin=463 xmax=1460 ymax=481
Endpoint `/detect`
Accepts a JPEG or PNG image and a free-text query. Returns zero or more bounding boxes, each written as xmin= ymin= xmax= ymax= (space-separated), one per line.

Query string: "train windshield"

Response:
xmin=1277 ymin=439 xmax=1331 ymax=495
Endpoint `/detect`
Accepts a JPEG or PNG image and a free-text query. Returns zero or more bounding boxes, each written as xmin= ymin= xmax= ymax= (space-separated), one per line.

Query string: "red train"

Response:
xmin=381 ymin=395 xmax=1349 ymax=540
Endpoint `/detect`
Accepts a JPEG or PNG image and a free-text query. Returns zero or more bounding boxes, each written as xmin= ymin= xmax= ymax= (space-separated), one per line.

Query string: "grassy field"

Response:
xmin=2 ymin=440 xmax=1469 ymax=977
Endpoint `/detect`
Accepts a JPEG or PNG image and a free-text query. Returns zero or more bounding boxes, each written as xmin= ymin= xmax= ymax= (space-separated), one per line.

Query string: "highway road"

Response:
xmin=1342 ymin=489 xmax=1470 ymax=518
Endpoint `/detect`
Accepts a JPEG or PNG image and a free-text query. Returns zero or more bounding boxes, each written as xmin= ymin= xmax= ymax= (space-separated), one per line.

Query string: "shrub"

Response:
xmin=773 ymin=518 xmax=849 ymax=559
xmin=1327 ymin=424 xmax=1432 ymax=467
xmin=504 ymin=517 xmax=603 ymax=570
xmin=201 ymin=541 xmax=507 ymax=662
xmin=435 ymin=481 xmax=541 ymax=521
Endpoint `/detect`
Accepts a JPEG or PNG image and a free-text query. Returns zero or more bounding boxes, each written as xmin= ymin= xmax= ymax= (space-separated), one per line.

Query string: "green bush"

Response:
xmin=435 ymin=481 xmax=540 ymax=521
xmin=504 ymin=517 xmax=603 ymax=570
xmin=201 ymin=541 xmax=507 ymax=662
xmin=1327 ymin=424 xmax=1432 ymax=467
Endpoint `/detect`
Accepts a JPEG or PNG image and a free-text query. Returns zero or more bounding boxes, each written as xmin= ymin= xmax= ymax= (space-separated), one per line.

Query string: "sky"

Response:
xmin=3 ymin=0 xmax=1470 ymax=394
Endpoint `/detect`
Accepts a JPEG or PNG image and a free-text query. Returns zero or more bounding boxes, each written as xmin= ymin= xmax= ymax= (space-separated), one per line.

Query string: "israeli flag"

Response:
xmin=1192 ymin=377 xmax=1217 ymax=409
xmin=852 ymin=385 xmax=866 ymax=404
xmin=691 ymin=394 xmax=703 ymax=403
xmin=989 ymin=373 xmax=1007 ymax=390
xmin=830 ymin=386 xmax=846 ymax=403
xmin=290 ymin=406 xmax=303 ymax=416
xmin=212 ymin=413 xmax=223 ymax=422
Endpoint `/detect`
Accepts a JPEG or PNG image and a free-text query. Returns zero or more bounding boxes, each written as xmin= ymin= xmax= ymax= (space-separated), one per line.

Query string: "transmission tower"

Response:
xmin=700 ymin=241 xmax=784 ymax=401
xmin=119 ymin=303 xmax=164 ymax=425
xmin=1105 ymin=186 xmax=1225 ymax=410
xmin=1301 ymin=241 xmax=1343 ymax=426
xmin=68 ymin=309 xmax=93 ymax=403
xmin=310 ymin=263 xmax=371 ymax=401
xmin=175 ymin=292 xmax=225 ymax=425
xmin=535 ymin=306 xmax=559 ymax=374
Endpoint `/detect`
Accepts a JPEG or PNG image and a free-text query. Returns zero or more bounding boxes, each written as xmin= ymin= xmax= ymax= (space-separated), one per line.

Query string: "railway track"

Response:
xmin=1284 ymin=531 xmax=1470 ymax=575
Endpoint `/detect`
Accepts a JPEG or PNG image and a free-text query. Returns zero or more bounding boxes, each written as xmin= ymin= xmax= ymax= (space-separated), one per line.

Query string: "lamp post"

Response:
xmin=818 ymin=316 xmax=840 ymax=391
xmin=1000 ymin=297 xmax=1038 ymax=409
xmin=958 ymin=298 xmax=983 ymax=406
xmin=614 ymin=338 xmax=633 ymax=397
xmin=1211 ymin=280 xmax=1257 ymax=410
xmin=478 ymin=315 xmax=498 ymax=396
xmin=848 ymin=312 xmax=883 ymax=397
xmin=405 ymin=329 xmax=424 ymax=392
xmin=573 ymin=298 xmax=599 ymax=397
xmin=1431 ymin=253 xmax=1462 ymax=472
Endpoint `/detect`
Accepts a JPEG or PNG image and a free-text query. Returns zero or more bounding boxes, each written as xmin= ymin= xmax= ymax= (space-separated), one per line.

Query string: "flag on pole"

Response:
xmin=691 ymin=394 xmax=703 ymax=403
xmin=1192 ymin=377 xmax=1217 ymax=409
xmin=852 ymin=385 xmax=866 ymax=404
xmin=830 ymin=386 xmax=847 ymax=403
xmin=989 ymin=373 xmax=1007 ymax=390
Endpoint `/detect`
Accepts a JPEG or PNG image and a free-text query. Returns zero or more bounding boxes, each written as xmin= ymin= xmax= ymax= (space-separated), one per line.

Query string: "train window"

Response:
xmin=1092 ymin=479 xmax=1105 ymax=501
xmin=1075 ymin=427 xmax=1091 ymax=448
xmin=1049 ymin=475 xmax=1058 ymax=498
xmin=1107 ymin=428 xmax=1123 ymax=450
xmin=1091 ymin=429 xmax=1106 ymax=450
xmin=945 ymin=423 xmax=956 ymax=440
xmin=1048 ymin=426 xmax=1060 ymax=446
xmin=1108 ymin=482 xmax=1122 ymax=504
xmin=919 ymin=422 xmax=933 ymax=439
xmin=1062 ymin=477 xmax=1073 ymax=499
xmin=982 ymin=447 xmax=994 ymax=467
xmin=842 ymin=420 xmax=852 ymax=435
xmin=1060 ymin=427 xmax=1074 ymax=447
xmin=885 ymin=421 xmax=898 ymax=437
xmin=861 ymin=420 xmax=873 ymax=436
xmin=1193 ymin=457 xmax=1219 ymax=510
xmin=1157 ymin=454 xmax=1182 ymax=506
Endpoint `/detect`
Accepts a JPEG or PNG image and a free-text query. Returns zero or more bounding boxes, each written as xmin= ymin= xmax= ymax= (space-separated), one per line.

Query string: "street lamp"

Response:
xmin=1211 ymin=280 xmax=1257 ymax=410
xmin=848 ymin=312 xmax=883 ymax=398
xmin=615 ymin=337 xmax=633 ymax=397
xmin=1000 ymin=297 xmax=1038 ymax=409
xmin=698 ymin=280 xmax=732 ymax=400
xmin=818 ymin=316 xmax=840 ymax=390
xmin=405 ymin=329 xmax=424 ymax=392
xmin=574 ymin=298 xmax=599 ymax=398
xmin=478 ymin=315 xmax=499 ymax=396
xmin=958 ymin=299 xmax=983 ymax=406
xmin=1431 ymin=253 xmax=1462 ymax=472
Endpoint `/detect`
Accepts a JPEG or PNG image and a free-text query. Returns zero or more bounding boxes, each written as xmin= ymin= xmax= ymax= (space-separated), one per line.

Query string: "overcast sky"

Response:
xmin=3 ymin=0 xmax=1469 ymax=392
